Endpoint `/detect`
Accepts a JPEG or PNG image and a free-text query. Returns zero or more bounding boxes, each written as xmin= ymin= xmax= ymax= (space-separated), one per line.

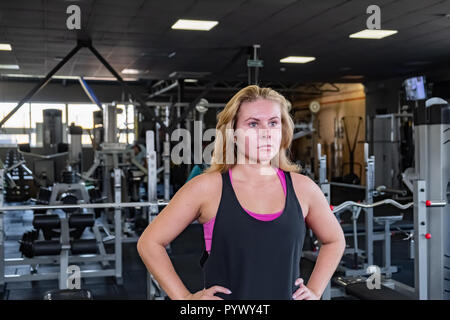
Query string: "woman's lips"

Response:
xmin=258 ymin=145 xmax=272 ymax=149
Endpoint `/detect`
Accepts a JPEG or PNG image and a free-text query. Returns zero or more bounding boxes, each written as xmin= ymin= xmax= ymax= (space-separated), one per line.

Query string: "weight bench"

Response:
xmin=340 ymin=215 xmax=410 ymax=277
xmin=373 ymin=215 xmax=404 ymax=277
xmin=43 ymin=289 xmax=93 ymax=300
xmin=334 ymin=277 xmax=414 ymax=300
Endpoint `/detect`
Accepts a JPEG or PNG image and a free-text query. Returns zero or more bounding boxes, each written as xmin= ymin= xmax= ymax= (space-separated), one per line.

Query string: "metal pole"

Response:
xmin=316 ymin=147 xmax=332 ymax=300
xmin=148 ymin=80 xmax=179 ymax=98
xmin=164 ymin=106 xmax=170 ymax=201
xmin=0 ymin=170 xmax=4 ymax=291
xmin=364 ymin=143 xmax=375 ymax=268
xmin=114 ymin=168 xmax=123 ymax=285
xmin=332 ymin=199 xmax=414 ymax=214
xmin=126 ymin=104 xmax=129 ymax=145
xmin=320 ymin=181 xmax=332 ymax=300
xmin=318 ymin=143 xmax=327 ymax=184
xmin=414 ymin=179 xmax=428 ymax=300
xmin=0 ymin=201 xmax=170 ymax=212
xmin=329 ymin=181 xmax=367 ymax=190
xmin=59 ymin=216 xmax=69 ymax=289
xmin=253 ymin=44 xmax=260 ymax=85
xmin=384 ymin=220 xmax=392 ymax=278
xmin=352 ymin=207 xmax=360 ymax=269
xmin=155 ymin=107 xmax=161 ymax=169
xmin=146 ymin=130 xmax=157 ymax=299
xmin=185 ymin=110 xmax=192 ymax=175
xmin=177 ymin=82 xmax=181 ymax=130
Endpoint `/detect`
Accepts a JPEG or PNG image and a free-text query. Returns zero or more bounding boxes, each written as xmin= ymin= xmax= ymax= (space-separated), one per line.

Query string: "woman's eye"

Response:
xmin=249 ymin=122 xmax=257 ymax=127
xmin=270 ymin=121 xmax=278 ymax=126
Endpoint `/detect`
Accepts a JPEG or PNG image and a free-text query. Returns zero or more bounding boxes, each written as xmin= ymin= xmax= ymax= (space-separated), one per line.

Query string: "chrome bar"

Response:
xmin=0 ymin=200 xmax=169 ymax=212
xmin=332 ymin=199 xmax=414 ymax=214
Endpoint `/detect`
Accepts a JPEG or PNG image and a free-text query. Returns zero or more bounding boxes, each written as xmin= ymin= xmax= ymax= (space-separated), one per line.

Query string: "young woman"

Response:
xmin=137 ymin=85 xmax=345 ymax=300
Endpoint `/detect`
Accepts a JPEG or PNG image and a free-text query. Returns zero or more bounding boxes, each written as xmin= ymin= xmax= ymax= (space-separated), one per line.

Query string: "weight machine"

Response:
xmin=0 ymin=131 xmax=169 ymax=299
xmin=306 ymin=98 xmax=449 ymax=300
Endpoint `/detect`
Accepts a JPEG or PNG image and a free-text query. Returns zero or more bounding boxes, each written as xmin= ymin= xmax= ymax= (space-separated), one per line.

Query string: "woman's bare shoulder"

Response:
xmin=183 ymin=171 xmax=223 ymax=200
xmin=186 ymin=171 xmax=223 ymax=223
xmin=289 ymin=172 xmax=318 ymax=218
xmin=289 ymin=171 xmax=314 ymax=187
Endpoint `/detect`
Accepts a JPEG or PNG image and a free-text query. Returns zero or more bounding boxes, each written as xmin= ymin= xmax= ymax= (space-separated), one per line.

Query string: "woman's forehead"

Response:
xmin=238 ymin=99 xmax=281 ymax=117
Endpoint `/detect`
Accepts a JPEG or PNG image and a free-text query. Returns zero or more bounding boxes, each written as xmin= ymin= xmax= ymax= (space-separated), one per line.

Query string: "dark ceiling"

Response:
xmin=1 ymin=0 xmax=450 ymax=84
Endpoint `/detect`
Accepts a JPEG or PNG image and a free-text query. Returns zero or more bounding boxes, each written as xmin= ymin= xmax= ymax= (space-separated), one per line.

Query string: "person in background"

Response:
xmin=186 ymin=141 xmax=211 ymax=182
xmin=132 ymin=142 xmax=147 ymax=169
xmin=186 ymin=163 xmax=209 ymax=182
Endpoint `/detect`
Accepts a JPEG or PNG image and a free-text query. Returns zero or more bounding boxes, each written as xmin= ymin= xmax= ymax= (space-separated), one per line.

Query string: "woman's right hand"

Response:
xmin=184 ymin=286 xmax=232 ymax=300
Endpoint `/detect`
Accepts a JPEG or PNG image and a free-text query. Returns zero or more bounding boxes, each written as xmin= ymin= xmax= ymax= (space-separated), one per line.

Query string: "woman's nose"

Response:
xmin=259 ymin=127 xmax=271 ymax=138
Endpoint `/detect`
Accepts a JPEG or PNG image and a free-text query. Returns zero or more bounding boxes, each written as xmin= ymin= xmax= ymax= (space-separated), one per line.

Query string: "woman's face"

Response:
xmin=233 ymin=98 xmax=282 ymax=164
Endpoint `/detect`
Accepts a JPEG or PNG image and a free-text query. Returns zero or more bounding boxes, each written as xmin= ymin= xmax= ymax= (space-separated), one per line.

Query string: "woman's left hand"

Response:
xmin=292 ymin=278 xmax=320 ymax=300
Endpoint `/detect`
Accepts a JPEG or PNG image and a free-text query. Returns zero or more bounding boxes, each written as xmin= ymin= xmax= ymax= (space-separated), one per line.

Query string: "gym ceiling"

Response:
xmin=1 ymin=0 xmax=450 ymax=84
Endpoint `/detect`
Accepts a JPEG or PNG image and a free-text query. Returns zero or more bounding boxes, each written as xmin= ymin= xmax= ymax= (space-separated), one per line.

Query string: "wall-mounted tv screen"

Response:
xmin=404 ymin=76 xmax=426 ymax=101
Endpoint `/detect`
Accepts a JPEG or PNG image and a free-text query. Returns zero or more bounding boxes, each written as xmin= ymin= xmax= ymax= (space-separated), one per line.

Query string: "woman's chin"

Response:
xmin=257 ymin=155 xmax=276 ymax=163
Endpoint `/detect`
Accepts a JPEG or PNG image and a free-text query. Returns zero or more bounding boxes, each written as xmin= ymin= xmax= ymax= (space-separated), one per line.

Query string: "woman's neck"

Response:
xmin=231 ymin=163 xmax=278 ymax=182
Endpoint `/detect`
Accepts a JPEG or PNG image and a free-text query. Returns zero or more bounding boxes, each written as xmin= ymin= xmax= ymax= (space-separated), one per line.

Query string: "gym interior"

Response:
xmin=0 ymin=0 xmax=449 ymax=301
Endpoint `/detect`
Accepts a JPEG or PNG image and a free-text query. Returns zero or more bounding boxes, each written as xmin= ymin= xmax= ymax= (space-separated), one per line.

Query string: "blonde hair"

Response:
xmin=204 ymin=85 xmax=301 ymax=174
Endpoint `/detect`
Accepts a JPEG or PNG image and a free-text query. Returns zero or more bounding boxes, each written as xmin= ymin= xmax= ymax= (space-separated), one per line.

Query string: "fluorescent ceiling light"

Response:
xmin=0 ymin=64 xmax=19 ymax=70
xmin=52 ymin=75 xmax=80 ymax=80
xmin=1 ymin=74 xmax=38 ymax=78
xmin=349 ymin=29 xmax=398 ymax=39
xmin=171 ymin=19 xmax=218 ymax=31
xmin=121 ymin=68 xmax=141 ymax=74
xmin=280 ymin=56 xmax=316 ymax=64
xmin=0 ymin=44 xmax=12 ymax=51
xmin=184 ymin=78 xmax=198 ymax=83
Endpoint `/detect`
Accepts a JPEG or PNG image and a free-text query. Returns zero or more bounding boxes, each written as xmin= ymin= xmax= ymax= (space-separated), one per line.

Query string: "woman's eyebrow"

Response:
xmin=245 ymin=116 xmax=280 ymax=121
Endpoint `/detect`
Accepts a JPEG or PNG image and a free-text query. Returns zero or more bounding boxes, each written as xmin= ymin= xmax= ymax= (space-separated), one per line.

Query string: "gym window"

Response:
xmin=0 ymin=103 xmax=134 ymax=147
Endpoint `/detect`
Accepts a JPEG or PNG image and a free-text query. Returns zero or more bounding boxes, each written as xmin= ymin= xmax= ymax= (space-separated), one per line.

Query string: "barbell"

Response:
xmin=0 ymin=200 xmax=169 ymax=212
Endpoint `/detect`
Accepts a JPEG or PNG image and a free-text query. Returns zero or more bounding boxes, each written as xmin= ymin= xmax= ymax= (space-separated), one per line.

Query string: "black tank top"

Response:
xmin=199 ymin=169 xmax=306 ymax=300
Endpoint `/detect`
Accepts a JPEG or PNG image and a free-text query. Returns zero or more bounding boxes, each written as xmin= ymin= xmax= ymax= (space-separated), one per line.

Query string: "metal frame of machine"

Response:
xmin=0 ymin=131 xmax=169 ymax=298
xmin=307 ymin=99 xmax=449 ymax=300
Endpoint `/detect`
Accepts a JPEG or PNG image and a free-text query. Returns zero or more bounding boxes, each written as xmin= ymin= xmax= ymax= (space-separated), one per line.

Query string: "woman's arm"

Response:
xmin=293 ymin=175 xmax=346 ymax=299
xmin=137 ymin=173 xmax=213 ymax=300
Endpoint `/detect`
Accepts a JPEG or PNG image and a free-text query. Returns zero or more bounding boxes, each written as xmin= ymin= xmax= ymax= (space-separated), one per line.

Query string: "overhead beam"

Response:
xmin=86 ymin=43 xmax=168 ymax=133
xmin=0 ymin=44 xmax=83 ymax=128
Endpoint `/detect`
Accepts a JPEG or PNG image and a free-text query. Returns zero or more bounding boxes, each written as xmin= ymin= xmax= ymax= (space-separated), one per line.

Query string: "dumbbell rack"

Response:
xmin=1 ymin=131 xmax=170 ymax=299
xmin=0 ymin=168 xmax=124 ymax=291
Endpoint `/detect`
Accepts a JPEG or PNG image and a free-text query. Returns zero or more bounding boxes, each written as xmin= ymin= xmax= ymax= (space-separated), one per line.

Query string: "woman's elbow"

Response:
xmin=338 ymin=233 xmax=346 ymax=255
xmin=328 ymin=230 xmax=346 ymax=254
xmin=137 ymin=234 xmax=149 ymax=257
xmin=137 ymin=234 xmax=164 ymax=258
xmin=136 ymin=237 xmax=144 ymax=257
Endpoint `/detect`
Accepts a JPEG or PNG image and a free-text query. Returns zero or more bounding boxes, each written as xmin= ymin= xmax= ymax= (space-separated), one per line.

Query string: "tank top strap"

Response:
xmin=283 ymin=170 xmax=305 ymax=221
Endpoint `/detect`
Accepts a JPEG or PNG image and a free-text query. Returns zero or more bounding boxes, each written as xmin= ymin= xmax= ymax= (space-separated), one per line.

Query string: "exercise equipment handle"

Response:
xmin=331 ymin=199 xmax=414 ymax=214
xmin=425 ymin=200 xmax=447 ymax=207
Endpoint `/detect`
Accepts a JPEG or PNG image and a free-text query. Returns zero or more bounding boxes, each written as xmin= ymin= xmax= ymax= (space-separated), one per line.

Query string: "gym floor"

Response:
xmin=0 ymin=186 xmax=414 ymax=300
